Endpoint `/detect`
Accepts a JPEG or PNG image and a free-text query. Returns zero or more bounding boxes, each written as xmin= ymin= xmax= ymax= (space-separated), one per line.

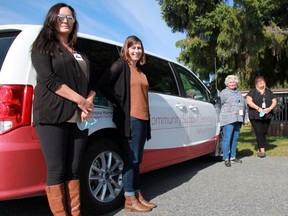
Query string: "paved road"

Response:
xmin=1 ymin=156 xmax=288 ymax=216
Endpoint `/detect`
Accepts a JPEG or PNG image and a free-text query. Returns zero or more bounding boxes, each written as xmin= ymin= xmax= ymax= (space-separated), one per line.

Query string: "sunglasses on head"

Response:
xmin=57 ymin=14 xmax=75 ymax=24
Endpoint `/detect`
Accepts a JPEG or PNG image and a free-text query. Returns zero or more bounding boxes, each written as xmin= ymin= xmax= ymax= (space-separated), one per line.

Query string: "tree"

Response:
xmin=156 ymin=0 xmax=288 ymax=90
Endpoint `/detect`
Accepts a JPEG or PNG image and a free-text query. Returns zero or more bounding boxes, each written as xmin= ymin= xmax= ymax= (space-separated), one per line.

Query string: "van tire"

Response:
xmin=80 ymin=136 xmax=124 ymax=215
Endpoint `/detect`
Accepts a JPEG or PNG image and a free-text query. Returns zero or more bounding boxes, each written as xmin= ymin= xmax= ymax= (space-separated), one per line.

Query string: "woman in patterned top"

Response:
xmin=216 ymin=75 xmax=248 ymax=167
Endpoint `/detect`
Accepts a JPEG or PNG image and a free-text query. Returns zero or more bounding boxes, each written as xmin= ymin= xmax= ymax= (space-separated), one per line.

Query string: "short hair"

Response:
xmin=186 ymin=89 xmax=196 ymax=98
xmin=224 ymin=75 xmax=239 ymax=86
xmin=120 ymin=35 xmax=146 ymax=65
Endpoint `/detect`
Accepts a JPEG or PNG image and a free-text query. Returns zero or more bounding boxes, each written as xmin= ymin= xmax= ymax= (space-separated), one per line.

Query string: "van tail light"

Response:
xmin=0 ymin=85 xmax=34 ymax=134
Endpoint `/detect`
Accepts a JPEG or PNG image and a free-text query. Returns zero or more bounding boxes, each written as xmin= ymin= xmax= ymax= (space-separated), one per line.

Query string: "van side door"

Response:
xmin=140 ymin=55 xmax=190 ymax=171
xmin=173 ymin=63 xmax=218 ymax=156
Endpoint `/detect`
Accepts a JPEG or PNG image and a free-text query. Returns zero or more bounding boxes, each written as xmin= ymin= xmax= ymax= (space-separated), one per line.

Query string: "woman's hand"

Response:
xmin=80 ymin=110 xmax=92 ymax=122
xmin=257 ymin=107 xmax=263 ymax=113
xmin=263 ymin=107 xmax=272 ymax=114
xmin=77 ymin=98 xmax=94 ymax=115
xmin=55 ymin=84 xmax=95 ymax=115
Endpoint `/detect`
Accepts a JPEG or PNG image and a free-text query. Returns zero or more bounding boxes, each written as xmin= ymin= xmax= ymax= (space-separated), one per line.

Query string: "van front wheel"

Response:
xmin=80 ymin=136 xmax=124 ymax=215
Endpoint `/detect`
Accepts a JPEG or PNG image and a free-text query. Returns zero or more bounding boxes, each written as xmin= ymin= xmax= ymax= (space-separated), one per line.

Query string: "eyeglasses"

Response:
xmin=57 ymin=14 xmax=75 ymax=24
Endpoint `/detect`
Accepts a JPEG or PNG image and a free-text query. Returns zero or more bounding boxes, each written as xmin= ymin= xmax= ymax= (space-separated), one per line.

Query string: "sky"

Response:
xmin=0 ymin=0 xmax=186 ymax=61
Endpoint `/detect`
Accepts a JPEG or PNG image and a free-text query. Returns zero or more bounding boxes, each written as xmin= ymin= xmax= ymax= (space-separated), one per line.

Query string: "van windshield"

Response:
xmin=0 ymin=34 xmax=17 ymax=71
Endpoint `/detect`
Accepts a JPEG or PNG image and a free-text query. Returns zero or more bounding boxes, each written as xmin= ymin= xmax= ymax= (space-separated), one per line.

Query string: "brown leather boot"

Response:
xmin=124 ymin=195 xmax=151 ymax=212
xmin=45 ymin=183 xmax=68 ymax=216
xmin=136 ymin=192 xmax=157 ymax=208
xmin=65 ymin=180 xmax=81 ymax=216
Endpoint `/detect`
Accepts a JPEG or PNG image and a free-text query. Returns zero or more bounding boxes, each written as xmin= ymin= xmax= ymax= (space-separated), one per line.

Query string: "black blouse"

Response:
xmin=247 ymin=88 xmax=276 ymax=120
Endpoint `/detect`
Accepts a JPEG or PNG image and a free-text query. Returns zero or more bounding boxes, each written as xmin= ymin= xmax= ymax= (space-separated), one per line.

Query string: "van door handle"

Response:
xmin=189 ymin=105 xmax=197 ymax=110
xmin=175 ymin=103 xmax=185 ymax=109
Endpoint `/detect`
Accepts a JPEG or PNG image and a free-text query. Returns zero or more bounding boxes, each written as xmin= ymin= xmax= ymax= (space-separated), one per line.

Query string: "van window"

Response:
xmin=142 ymin=55 xmax=179 ymax=96
xmin=76 ymin=37 xmax=120 ymax=107
xmin=0 ymin=34 xmax=17 ymax=71
xmin=173 ymin=63 xmax=208 ymax=102
xmin=77 ymin=38 xmax=119 ymax=79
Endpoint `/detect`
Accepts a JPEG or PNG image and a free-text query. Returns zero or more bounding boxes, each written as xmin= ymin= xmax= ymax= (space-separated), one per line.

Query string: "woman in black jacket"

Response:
xmin=99 ymin=36 xmax=156 ymax=212
xmin=31 ymin=3 xmax=96 ymax=215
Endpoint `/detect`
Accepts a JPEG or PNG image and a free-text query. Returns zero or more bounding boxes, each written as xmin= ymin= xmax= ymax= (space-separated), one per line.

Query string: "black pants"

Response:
xmin=250 ymin=119 xmax=271 ymax=149
xmin=35 ymin=123 xmax=88 ymax=186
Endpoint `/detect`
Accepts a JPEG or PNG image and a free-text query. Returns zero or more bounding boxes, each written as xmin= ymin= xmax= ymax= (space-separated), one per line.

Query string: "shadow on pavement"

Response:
xmin=104 ymin=156 xmax=218 ymax=215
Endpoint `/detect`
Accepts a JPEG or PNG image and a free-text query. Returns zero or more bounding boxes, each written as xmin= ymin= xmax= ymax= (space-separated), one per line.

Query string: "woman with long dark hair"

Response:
xmin=31 ymin=3 xmax=96 ymax=215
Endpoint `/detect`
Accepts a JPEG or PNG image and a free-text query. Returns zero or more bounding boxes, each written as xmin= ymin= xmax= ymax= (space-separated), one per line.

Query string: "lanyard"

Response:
xmin=229 ymin=88 xmax=241 ymax=103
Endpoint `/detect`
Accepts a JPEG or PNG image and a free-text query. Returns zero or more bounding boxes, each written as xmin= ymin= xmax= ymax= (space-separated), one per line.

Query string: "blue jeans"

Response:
xmin=122 ymin=117 xmax=148 ymax=196
xmin=222 ymin=122 xmax=242 ymax=161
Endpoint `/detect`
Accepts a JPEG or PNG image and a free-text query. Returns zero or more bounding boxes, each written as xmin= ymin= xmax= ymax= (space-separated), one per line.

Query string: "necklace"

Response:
xmin=62 ymin=43 xmax=74 ymax=53
xmin=256 ymin=85 xmax=265 ymax=94
xmin=257 ymin=88 xmax=265 ymax=95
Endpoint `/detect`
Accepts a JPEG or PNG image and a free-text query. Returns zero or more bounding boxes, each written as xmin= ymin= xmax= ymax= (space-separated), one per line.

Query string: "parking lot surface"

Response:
xmin=1 ymin=156 xmax=288 ymax=216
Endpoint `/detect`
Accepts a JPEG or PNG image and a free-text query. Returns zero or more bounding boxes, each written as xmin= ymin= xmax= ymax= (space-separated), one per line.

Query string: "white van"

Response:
xmin=0 ymin=24 xmax=221 ymax=214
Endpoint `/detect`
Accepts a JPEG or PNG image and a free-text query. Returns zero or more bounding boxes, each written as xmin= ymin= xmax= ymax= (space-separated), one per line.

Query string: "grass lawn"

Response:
xmin=237 ymin=124 xmax=288 ymax=157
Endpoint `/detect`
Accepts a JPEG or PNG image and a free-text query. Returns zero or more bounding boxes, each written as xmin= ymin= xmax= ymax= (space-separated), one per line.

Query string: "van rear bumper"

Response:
xmin=0 ymin=126 xmax=46 ymax=200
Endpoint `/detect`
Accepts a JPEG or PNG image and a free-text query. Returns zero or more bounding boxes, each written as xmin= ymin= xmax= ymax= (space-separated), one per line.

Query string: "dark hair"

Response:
xmin=31 ymin=3 xmax=78 ymax=56
xmin=120 ymin=35 xmax=146 ymax=65
xmin=254 ymin=75 xmax=266 ymax=85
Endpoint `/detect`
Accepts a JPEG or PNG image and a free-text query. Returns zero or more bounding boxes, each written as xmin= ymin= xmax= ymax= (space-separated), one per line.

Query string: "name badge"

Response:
xmin=239 ymin=109 xmax=244 ymax=116
xmin=262 ymin=102 xmax=266 ymax=108
xmin=74 ymin=53 xmax=84 ymax=61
